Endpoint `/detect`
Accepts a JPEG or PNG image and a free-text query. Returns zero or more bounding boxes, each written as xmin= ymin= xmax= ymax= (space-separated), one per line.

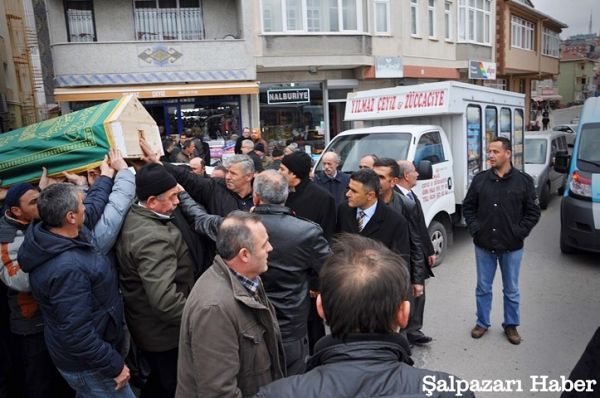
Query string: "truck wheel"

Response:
xmin=428 ymin=220 xmax=447 ymax=267
xmin=539 ymin=183 xmax=550 ymax=210
xmin=560 ymin=230 xmax=575 ymax=254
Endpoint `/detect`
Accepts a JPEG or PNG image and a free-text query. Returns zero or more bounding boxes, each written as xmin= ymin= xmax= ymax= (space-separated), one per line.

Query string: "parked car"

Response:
xmin=553 ymin=124 xmax=578 ymax=146
xmin=524 ymin=131 xmax=569 ymax=209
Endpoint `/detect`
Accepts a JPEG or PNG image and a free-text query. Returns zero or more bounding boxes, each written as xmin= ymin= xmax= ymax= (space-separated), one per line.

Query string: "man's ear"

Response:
xmin=396 ymin=300 xmax=410 ymax=329
xmin=252 ymin=192 xmax=260 ymax=206
xmin=316 ymin=294 xmax=326 ymax=321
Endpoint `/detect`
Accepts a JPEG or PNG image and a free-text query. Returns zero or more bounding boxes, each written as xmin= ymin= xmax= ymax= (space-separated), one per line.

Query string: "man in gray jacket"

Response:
xmin=116 ymin=163 xmax=194 ymax=398
xmin=176 ymin=211 xmax=285 ymax=398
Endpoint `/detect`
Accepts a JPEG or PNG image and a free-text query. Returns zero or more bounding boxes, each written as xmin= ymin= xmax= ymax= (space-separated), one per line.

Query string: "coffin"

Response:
xmin=0 ymin=95 xmax=163 ymax=187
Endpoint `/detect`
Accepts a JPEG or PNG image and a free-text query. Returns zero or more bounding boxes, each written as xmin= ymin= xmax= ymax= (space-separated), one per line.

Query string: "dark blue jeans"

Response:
xmin=58 ymin=368 xmax=135 ymax=398
xmin=475 ymin=246 xmax=523 ymax=329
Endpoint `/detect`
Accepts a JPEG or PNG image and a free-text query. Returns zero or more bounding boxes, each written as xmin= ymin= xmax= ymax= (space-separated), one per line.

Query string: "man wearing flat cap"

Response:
xmin=116 ymin=163 xmax=195 ymax=398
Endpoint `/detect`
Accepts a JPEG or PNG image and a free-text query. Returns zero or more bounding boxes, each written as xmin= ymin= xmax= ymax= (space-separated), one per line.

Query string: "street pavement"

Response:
xmin=411 ymin=191 xmax=600 ymax=397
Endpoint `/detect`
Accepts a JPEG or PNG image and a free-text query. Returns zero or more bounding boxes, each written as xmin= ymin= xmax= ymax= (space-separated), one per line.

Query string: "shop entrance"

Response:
xmin=142 ymin=96 xmax=242 ymax=139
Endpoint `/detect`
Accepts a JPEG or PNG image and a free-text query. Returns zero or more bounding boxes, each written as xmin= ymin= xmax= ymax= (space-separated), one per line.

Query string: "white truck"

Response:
xmin=314 ymin=81 xmax=525 ymax=264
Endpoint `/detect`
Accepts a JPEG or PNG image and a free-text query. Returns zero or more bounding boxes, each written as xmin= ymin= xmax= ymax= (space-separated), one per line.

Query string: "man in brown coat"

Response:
xmin=176 ymin=211 xmax=285 ymax=398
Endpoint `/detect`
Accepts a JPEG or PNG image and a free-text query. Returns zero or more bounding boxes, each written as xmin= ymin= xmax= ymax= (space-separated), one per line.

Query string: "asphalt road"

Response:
xmin=411 ymin=191 xmax=600 ymax=397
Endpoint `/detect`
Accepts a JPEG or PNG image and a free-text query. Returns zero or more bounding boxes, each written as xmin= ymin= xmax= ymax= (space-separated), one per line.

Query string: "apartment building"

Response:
xmin=1 ymin=0 xmax=45 ymax=132
xmin=558 ymin=55 xmax=599 ymax=105
xmin=495 ymin=0 xmax=566 ymax=121
xmin=255 ymin=0 xmax=497 ymax=151
xmin=39 ymin=0 xmax=259 ymax=140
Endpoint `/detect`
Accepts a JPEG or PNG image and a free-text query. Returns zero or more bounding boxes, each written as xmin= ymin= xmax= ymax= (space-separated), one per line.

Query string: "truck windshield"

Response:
xmin=524 ymin=139 xmax=547 ymax=165
xmin=577 ymin=123 xmax=600 ymax=172
xmin=315 ymin=133 xmax=411 ymax=173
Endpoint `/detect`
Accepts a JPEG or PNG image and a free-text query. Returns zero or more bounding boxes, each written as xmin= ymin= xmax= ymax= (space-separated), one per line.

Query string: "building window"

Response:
xmin=374 ymin=0 xmax=390 ymax=35
xmin=134 ymin=0 xmax=204 ymax=41
xmin=511 ymin=15 xmax=534 ymax=51
xmin=444 ymin=1 xmax=452 ymax=40
xmin=458 ymin=0 xmax=491 ymax=45
xmin=428 ymin=0 xmax=436 ymax=37
xmin=410 ymin=0 xmax=419 ymax=36
xmin=542 ymin=27 xmax=560 ymax=57
xmin=65 ymin=0 xmax=96 ymax=42
xmin=261 ymin=0 xmax=363 ymax=33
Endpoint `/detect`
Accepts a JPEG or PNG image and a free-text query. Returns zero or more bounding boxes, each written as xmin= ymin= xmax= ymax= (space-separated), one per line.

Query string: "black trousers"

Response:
xmin=307 ymin=297 xmax=325 ymax=354
xmin=140 ymin=348 xmax=178 ymax=398
xmin=283 ymin=335 xmax=309 ymax=376
xmin=11 ymin=333 xmax=75 ymax=398
xmin=405 ymin=284 xmax=426 ymax=338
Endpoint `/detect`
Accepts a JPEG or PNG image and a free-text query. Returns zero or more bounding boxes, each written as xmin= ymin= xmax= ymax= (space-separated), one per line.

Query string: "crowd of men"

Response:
xmin=0 ymin=135 xmax=552 ymax=398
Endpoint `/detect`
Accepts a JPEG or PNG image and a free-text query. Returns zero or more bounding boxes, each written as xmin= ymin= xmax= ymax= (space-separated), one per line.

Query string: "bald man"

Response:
xmin=189 ymin=157 xmax=206 ymax=177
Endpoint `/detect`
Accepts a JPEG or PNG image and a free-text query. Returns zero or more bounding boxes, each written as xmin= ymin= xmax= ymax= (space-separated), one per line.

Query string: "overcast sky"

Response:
xmin=532 ymin=0 xmax=600 ymax=38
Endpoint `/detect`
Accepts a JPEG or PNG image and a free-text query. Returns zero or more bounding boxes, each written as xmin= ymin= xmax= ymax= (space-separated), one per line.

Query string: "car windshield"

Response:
xmin=577 ymin=123 xmax=600 ymax=172
xmin=315 ymin=133 xmax=412 ymax=173
xmin=524 ymin=138 xmax=547 ymax=164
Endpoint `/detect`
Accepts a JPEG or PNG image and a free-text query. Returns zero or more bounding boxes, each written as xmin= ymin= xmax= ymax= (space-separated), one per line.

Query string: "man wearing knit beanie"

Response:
xmin=116 ymin=163 xmax=194 ymax=398
xmin=279 ymin=151 xmax=337 ymax=354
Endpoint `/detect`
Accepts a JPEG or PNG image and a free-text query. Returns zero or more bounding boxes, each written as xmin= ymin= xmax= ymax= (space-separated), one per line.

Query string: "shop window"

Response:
xmin=134 ymin=0 xmax=204 ymax=40
xmin=467 ymin=105 xmax=482 ymax=184
xmin=259 ymin=83 xmax=325 ymax=155
xmin=65 ymin=0 xmax=96 ymax=42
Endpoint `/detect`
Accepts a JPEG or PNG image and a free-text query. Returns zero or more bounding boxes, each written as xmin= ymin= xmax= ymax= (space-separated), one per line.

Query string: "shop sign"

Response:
xmin=267 ymin=89 xmax=310 ymax=104
xmin=375 ymin=56 xmax=404 ymax=78
xmin=345 ymin=88 xmax=448 ymax=120
xmin=468 ymin=60 xmax=496 ymax=80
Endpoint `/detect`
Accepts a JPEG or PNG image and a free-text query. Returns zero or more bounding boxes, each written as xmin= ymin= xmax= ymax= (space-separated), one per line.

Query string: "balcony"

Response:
xmin=258 ymin=34 xmax=372 ymax=70
xmin=51 ymin=40 xmax=254 ymax=87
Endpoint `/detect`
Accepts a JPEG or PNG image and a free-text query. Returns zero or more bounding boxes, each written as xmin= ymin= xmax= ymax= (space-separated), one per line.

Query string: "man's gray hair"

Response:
xmin=241 ymin=139 xmax=254 ymax=149
xmin=324 ymin=151 xmax=340 ymax=163
xmin=253 ymin=170 xmax=289 ymax=205
xmin=223 ymin=154 xmax=255 ymax=174
xmin=397 ymin=160 xmax=415 ymax=179
xmin=37 ymin=183 xmax=80 ymax=228
xmin=216 ymin=211 xmax=262 ymax=260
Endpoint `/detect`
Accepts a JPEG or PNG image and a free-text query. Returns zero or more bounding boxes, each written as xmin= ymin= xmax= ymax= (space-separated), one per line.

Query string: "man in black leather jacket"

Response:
xmin=252 ymin=170 xmax=330 ymax=376
xmin=255 ymin=234 xmax=473 ymax=398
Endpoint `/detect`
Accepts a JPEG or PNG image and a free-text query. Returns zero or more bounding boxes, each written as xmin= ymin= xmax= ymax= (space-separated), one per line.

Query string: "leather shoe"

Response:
xmin=471 ymin=325 xmax=487 ymax=339
xmin=408 ymin=334 xmax=433 ymax=345
xmin=504 ymin=326 xmax=521 ymax=345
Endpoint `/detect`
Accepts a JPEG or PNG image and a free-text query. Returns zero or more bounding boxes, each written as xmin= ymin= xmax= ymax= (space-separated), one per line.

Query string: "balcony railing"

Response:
xmin=134 ymin=8 xmax=203 ymax=41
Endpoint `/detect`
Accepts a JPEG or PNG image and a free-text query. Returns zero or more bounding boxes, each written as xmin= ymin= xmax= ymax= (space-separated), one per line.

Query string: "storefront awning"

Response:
xmin=54 ymin=81 xmax=259 ymax=102
xmin=533 ymin=95 xmax=562 ymax=102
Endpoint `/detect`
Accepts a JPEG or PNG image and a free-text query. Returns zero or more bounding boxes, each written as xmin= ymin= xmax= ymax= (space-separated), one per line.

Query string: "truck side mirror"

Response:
xmin=416 ymin=160 xmax=433 ymax=180
xmin=553 ymin=151 xmax=570 ymax=174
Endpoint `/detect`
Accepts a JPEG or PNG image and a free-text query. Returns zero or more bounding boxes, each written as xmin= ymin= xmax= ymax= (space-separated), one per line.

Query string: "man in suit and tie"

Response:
xmin=394 ymin=160 xmax=436 ymax=346
xmin=336 ymin=168 xmax=409 ymax=261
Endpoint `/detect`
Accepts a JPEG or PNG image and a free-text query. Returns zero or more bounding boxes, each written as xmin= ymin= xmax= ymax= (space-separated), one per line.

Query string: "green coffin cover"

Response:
xmin=0 ymin=98 xmax=121 ymax=187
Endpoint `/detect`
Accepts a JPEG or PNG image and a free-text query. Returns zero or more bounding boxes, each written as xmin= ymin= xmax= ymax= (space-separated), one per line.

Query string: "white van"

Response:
xmin=314 ymin=81 xmax=525 ymax=264
xmin=555 ymin=97 xmax=600 ymax=254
